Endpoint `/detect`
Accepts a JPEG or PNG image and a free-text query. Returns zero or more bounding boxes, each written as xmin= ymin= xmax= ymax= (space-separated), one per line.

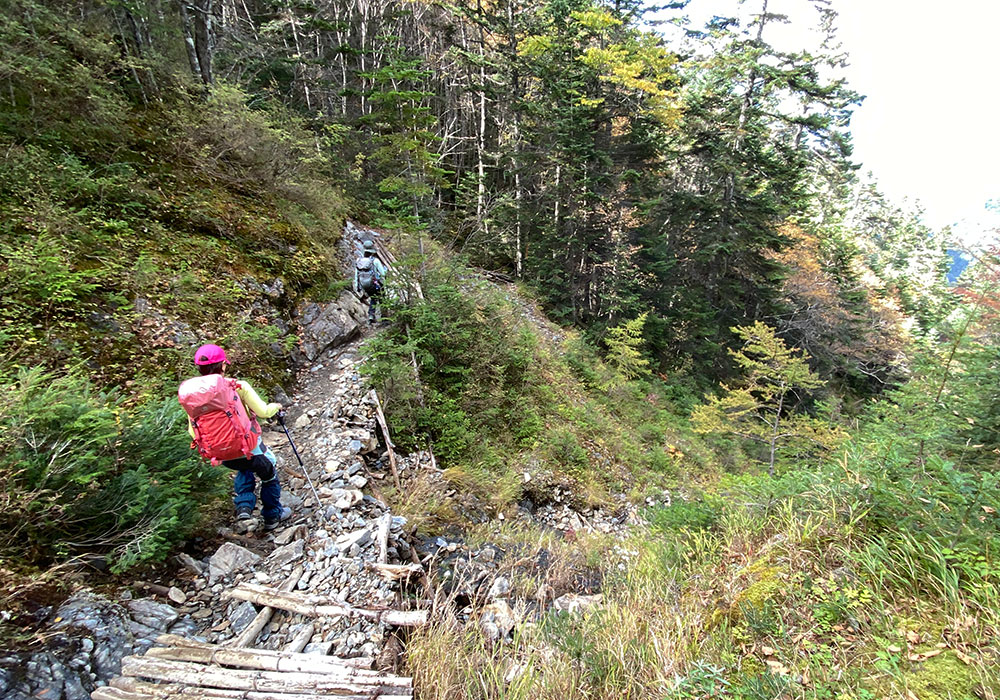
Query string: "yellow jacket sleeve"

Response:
xmin=235 ymin=380 xmax=281 ymax=419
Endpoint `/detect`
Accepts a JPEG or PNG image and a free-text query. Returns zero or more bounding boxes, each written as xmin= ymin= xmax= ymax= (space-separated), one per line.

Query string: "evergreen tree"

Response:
xmin=691 ymin=321 xmax=845 ymax=475
xmin=603 ymin=312 xmax=651 ymax=386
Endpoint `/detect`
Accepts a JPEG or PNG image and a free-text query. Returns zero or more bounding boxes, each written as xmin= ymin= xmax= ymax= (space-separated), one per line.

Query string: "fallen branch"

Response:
xmin=103 ymin=675 xmax=411 ymax=700
xmin=142 ymin=646 xmax=404 ymax=682
xmin=227 ymin=566 xmax=303 ymax=648
xmin=366 ymin=562 xmax=425 ymax=583
xmin=370 ymin=390 xmax=401 ymax=490
xmin=376 ymin=513 xmax=391 ymax=564
xmin=282 ymin=622 xmax=314 ymax=654
xmin=156 ymin=635 xmax=372 ymax=669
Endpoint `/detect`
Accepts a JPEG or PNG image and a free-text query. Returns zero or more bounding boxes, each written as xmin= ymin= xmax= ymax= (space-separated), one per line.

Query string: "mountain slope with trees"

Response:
xmin=2 ymin=0 xmax=998 ymax=697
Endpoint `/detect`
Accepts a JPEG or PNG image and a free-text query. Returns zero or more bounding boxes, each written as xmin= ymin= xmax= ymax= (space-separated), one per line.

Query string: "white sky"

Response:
xmin=658 ymin=0 xmax=1000 ymax=248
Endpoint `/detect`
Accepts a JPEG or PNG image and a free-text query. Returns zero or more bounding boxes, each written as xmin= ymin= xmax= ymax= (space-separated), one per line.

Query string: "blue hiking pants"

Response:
xmin=222 ymin=443 xmax=282 ymax=521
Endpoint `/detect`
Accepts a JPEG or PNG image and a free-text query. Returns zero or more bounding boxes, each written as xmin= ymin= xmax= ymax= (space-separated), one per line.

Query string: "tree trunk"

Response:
xmin=768 ymin=382 xmax=784 ymax=477
xmin=192 ymin=0 xmax=215 ymax=86
xmin=177 ymin=1 xmax=203 ymax=82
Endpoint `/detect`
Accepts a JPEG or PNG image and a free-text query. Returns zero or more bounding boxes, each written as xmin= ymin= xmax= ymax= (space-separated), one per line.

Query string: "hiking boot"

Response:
xmin=263 ymin=507 xmax=292 ymax=530
xmin=236 ymin=506 xmax=253 ymax=520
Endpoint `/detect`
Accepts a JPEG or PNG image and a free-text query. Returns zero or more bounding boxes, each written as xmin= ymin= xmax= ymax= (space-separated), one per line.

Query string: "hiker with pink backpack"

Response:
xmin=178 ymin=344 xmax=292 ymax=530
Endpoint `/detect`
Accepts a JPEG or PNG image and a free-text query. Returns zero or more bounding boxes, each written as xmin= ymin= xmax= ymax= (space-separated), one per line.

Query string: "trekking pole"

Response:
xmin=277 ymin=412 xmax=325 ymax=518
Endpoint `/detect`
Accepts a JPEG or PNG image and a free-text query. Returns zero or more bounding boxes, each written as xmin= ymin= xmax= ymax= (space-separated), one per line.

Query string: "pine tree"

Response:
xmin=604 ymin=312 xmax=651 ymax=386
xmin=691 ymin=321 xmax=844 ymax=475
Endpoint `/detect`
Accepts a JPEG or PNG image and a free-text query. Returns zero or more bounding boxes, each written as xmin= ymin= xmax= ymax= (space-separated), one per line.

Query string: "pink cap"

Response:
xmin=193 ymin=344 xmax=228 ymax=366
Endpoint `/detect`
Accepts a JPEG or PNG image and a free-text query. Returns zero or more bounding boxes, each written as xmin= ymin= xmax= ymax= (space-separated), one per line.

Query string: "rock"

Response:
xmin=296 ymin=298 xmax=365 ymax=361
xmin=128 ymin=621 xmax=161 ymax=647
xmin=329 ymin=488 xmax=363 ymax=510
xmin=229 ymin=601 xmax=259 ymax=634
xmin=269 ymin=540 xmax=305 ymax=567
xmin=552 ymin=593 xmax=603 ymax=615
xmin=167 ymin=587 xmax=187 ymax=605
xmin=487 ymin=577 xmax=511 ymax=599
xmin=348 ymin=475 xmax=368 ymax=489
xmin=480 ymin=600 xmax=518 ymax=641
xmin=336 ymin=527 xmax=372 ymax=550
xmin=127 ymin=599 xmax=179 ymax=631
xmin=208 ymin=543 xmax=261 ymax=583
xmin=280 ymin=490 xmax=304 ymax=509
xmin=167 ymin=617 xmax=200 ymax=637
xmin=274 ymin=525 xmax=309 ymax=546
xmin=49 ymin=592 xmax=134 ymax=683
xmin=303 ymin=641 xmax=334 ymax=655
xmin=293 ymin=414 xmax=312 ymax=429
xmin=192 ymin=608 xmax=213 ymax=620
xmin=476 ymin=546 xmax=500 ymax=564
xmin=175 ymin=553 xmax=205 ymax=576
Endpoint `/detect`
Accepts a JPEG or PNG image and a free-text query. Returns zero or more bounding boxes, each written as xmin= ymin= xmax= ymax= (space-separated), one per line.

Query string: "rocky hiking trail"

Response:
xmin=91 ymin=335 xmax=430 ymax=700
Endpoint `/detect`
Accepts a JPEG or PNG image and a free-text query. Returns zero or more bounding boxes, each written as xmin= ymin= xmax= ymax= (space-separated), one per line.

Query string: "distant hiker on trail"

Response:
xmin=178 ymin=344 xmax=292 ymax=530
xmin=354 ymin=239 xmax=387 ymax=325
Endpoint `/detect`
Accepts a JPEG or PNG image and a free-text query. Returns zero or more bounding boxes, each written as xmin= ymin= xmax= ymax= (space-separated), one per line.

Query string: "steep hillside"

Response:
xmin=359 ymin=255 xmax=1000 ymax=700
xmin=0 ymin=1 xmax=350 ymax=579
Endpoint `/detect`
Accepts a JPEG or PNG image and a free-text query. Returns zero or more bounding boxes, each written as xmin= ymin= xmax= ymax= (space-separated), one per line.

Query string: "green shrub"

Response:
xmin=0 ymin=365 xmax=225 ymax=571
xmin=647 ymin=493 xmax=723 ymax=532
xmin=543 ymin=428 xmax=590 ymax=475
xmin=362 ymin=260 xmax=543 ymax=463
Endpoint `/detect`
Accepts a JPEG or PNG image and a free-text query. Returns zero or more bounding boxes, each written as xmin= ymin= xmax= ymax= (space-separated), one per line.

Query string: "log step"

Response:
xmin=156 ymin=634 xmax=375 ymax=670
xmin=225 ymin=583 xmax=428 ymax=627
xmin=120 ymin=656 xmax=412 ymax=696
xmin=143 ymin=647 xmax=407 ymax=682
xmin=99 ymin=677 xmax=411 ymax=700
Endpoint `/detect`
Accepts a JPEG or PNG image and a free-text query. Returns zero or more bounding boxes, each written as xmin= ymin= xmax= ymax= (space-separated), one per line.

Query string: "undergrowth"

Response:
xmin=0 ymin=364 xmax=226 ymax=574
xmin=401 ymin=267 xmax=1000 ymax=699
xmin=361 ymin=252 xmax=705 ymax=529
xmin=1 ymin=0 xmax=346 ymax=391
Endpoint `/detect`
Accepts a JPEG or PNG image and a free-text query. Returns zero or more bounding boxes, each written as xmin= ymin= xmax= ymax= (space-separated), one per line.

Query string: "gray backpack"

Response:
xmin=357 ymin=257 xmax=380 ymax=294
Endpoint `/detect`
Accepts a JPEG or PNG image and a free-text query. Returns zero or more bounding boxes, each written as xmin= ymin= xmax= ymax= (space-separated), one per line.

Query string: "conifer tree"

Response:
xmin=604 ymin=312 xmax=651 ymax=386
xmin=691 ymin=321 xmax=845 ymax=475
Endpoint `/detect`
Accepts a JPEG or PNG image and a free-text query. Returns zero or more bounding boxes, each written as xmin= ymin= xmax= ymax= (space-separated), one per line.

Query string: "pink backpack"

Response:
xmin=178 ymin=375 xmax=261 ymax=464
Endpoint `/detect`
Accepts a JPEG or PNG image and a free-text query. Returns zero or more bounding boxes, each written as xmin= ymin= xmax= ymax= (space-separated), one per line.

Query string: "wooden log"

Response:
xmin=282 ymin=622 xmax=313 ymax=654
xmin=141 ymin=647 xmax=407 ymax=684
xmin=375 ymin=513 xmax=391 ymax=565
xmin=93 ymin=687 xmax=152 ymax=700
xmin=225 ymin=583 xmax=428 ymax=628
xmin=366 ymin=563 xmax=424 ymax=583
xmin=228 ymin=566 xmax=303 ymax=648
xmin=154 ymin=635 xmax=373 ymax=670
xmin=107 ymin=677 xmax=411 ymax=700
xmin=370 ymin=391 xmax=401 ymax=490
xmin=373 ymin=237 xmax=396 ymax=266
xmin=120 ymin=657 xmax=411 ymax=696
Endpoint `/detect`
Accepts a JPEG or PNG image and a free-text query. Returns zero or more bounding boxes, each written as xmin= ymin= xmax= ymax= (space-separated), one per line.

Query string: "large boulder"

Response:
xmin=0 ymin=591 xmax=134 ymax=700
xmin=296 ymin=294 xmax=367 ymax=361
